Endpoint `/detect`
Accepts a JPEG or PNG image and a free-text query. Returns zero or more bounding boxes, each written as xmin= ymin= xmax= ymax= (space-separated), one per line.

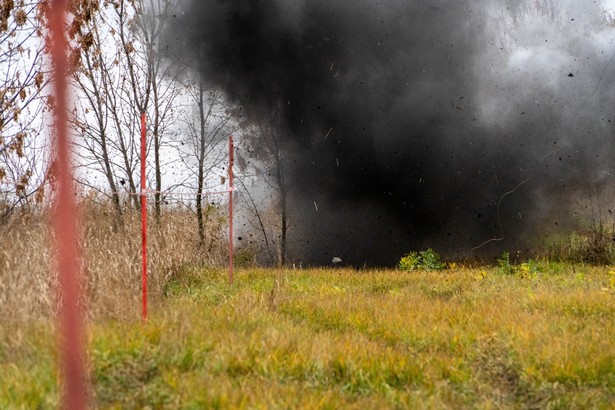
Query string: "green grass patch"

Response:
xmin=1 ymin=266 xmax=614 ymax=408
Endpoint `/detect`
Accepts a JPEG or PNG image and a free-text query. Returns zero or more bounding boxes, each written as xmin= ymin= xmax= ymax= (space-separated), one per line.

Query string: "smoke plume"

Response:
xmin=168 ymin=0 xmax=615 ymax=266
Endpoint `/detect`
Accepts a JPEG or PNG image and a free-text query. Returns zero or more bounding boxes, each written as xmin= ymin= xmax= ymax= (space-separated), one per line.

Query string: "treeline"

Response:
xmin=0 ymin=1 xmax=289 ymax=265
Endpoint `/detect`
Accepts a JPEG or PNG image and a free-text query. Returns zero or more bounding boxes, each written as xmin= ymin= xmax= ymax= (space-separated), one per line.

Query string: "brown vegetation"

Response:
xmin=0 ymin=196 xmax=227 ymax=323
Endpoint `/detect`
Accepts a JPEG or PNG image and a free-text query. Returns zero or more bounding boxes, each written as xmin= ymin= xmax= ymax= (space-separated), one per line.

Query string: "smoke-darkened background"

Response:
xmin=166 ymin=0 xmax=615 ymax=266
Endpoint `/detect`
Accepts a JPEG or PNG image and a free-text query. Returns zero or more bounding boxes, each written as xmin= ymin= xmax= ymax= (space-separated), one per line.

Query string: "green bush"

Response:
xmin=399 ymin=251 xmax=421 ymax=271
xmin=497 ymin=252 xmax=515 ymax=275
xmin=399 ymin=248 xmax=445 ymax=271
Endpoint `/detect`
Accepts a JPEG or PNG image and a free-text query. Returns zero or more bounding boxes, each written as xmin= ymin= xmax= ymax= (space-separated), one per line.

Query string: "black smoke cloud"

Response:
xmin=168 ymin=0 xmax=615 ymax=266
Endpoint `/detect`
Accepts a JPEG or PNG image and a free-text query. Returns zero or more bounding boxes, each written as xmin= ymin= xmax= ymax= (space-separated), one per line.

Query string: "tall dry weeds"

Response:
xmin=0 ymin=196 xmax=227 ymax=325
xmin=0 ymin=212 xmax=55 ymax=323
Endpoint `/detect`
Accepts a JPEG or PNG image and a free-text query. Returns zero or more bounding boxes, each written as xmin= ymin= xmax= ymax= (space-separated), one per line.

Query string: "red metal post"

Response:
xmin=49 ymin=1 xmax=87 ymax=408
xmin=228 ymin=135 xmax=234 ymax=284
xmin=141 ymin=112 xmax=148 ymax=320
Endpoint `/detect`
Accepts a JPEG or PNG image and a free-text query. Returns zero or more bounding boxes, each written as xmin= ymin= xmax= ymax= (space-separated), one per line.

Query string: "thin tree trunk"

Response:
xmin=238 ymin=178 xmax=275 ymax=265
xmin=153 ymin=73 xmax=162 ymax=223
xmin=281 ymin=194 xmax=287 ymax=266
xmin=273 ymin=127 xmax=287 ymax=267
xmin=82 ymin=45 xmax=123 ymax=219
xmin=108 ymin=105 xmax=140 ymax=210
xmin=196 ymin=83 xmax=206 ymax=244
xmin=196 ymin=80 xmax=216 ymax=246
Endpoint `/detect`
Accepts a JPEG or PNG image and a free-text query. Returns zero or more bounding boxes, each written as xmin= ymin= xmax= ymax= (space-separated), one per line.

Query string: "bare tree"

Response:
xmin=129 ymin=0 xmax=181 ymax=222
xmin=68 ymin=0 xmax=180 ymax=221
xmin=69 ymin=7 xmax=126 ymax=216
xmin=239 ymin=104 xmax=289 ymax=266
xmin=235 ymin=176 xmax=276 ymax=265
xmin=0 ymin=1 xmax=48 ymax=219
xmin=175 ymin=77 xmax=235 ymax=247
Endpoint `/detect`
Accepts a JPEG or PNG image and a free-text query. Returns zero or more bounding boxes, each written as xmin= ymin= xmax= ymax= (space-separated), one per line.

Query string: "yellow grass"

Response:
xmin=1 ymin=263 xmax=614 ymax=408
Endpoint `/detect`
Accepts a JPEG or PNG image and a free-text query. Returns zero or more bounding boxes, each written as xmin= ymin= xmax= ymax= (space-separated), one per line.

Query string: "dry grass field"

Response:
xmin=1 ymin=258 xmax=614 ymax=408
xmin=0 ymin=199 xmax=226 ymax=323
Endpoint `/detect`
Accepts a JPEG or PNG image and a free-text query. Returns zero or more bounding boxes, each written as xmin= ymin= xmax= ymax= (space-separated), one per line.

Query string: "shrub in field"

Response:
xmin=518 ymin=259 xmax=542 ymax=279
xmin=398 ymin=251 xmax=420 ymax=271
xmin=497 ymin=252 xmax=515 ymax=275
xmin=399 ymin=248 xmax=445 ymax=271
xmin=495 ymin=252 xmax=545 ymax=278
xmin=608 ymin=268 xmax=615 ymax=291
xmin=234 ymin=246 xmax=258 ymax=268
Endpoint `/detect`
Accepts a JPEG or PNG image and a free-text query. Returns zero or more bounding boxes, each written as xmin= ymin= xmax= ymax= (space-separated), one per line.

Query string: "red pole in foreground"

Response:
xmin=228 ymin=135 xmax=234 ymax=284
xmin=141 ymin=112 xmax=148 ymax=321
xmin=49 ymin=1 xmax=87 ymax=408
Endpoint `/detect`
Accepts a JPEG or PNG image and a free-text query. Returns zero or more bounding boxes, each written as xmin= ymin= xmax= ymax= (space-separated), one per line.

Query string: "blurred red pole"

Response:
xmin=228 ymin=136 xmax=234 ymax=284
xmin=141 ymin=112 xmax=147 ymax=321
xmin=49 ymin=1 xmax=87 ymax=408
